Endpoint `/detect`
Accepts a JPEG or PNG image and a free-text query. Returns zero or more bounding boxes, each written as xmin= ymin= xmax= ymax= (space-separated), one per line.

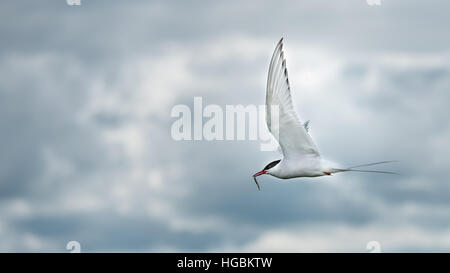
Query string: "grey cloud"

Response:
xmin=1 ymin=0 xmax=450 ymax=252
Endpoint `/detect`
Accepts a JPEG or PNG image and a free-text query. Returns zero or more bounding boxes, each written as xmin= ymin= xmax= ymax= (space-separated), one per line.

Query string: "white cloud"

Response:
xmin=234 ymin=224 xmax=450 ymax=252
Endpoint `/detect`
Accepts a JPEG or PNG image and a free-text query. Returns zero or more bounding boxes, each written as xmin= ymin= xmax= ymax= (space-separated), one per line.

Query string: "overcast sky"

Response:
xmin=1 ymin=0 xmax=450 ymax=252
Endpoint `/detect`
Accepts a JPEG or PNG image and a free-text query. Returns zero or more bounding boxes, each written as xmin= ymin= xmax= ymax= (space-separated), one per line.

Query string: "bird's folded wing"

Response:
xmin=266 ymin=38 xmax=320 ymax=160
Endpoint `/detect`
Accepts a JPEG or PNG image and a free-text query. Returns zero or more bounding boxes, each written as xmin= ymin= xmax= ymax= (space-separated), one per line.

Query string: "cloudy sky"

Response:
xmin=1 ymin=0 xmax=450 ymax=252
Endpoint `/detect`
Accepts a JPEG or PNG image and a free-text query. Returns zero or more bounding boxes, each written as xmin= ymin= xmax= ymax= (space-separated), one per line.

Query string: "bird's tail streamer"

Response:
xmin=332 ymin=160 xmax=398 ymax=175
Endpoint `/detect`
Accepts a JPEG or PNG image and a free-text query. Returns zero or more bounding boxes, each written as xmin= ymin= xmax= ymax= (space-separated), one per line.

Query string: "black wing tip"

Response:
xmin=304 ymin=120 xmax=310 ymax=132
xmin=277 ymin=37 xmax=284 ymax=48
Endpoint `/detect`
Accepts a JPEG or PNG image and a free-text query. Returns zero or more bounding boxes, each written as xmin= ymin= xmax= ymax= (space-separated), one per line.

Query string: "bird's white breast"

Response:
xmin=268 ymin=157 xmax=325 ymax=179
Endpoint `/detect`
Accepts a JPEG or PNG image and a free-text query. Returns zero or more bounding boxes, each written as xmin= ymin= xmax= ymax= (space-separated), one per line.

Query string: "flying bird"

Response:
xmin=253 ymin=38 xmax=396 ymax=191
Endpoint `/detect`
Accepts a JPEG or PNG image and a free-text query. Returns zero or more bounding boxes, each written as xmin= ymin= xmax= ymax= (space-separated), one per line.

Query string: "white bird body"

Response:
xmin=268 ymin=156 xmax=326 ymax=178
xmin=252 ymin=38 xmax=396 ymax=190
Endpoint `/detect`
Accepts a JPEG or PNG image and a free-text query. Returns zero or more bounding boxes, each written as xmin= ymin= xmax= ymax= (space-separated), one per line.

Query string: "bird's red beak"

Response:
xmin=253 ymin=170 xmax=266 ymax=177
xmin=252 ymin=170 xmax=266 ymax=191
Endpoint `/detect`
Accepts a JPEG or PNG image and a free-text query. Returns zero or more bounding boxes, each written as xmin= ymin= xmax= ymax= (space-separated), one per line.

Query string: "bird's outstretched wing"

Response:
xmin=266 ymin=38 xmax=320 ymax=160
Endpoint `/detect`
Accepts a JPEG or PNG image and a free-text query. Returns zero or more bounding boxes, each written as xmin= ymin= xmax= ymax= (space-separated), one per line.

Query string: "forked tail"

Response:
xmin=331 ymin=160 xmax=398 ymax=175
